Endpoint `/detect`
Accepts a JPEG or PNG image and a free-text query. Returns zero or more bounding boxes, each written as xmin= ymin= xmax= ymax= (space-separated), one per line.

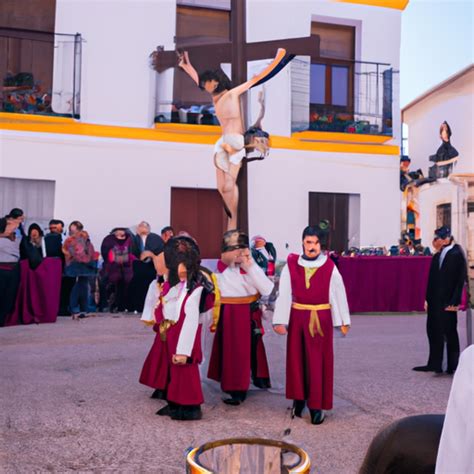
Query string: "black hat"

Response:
xmin=400 ymin=155 xmax=411 ymax=163
xmin=221 ymin=229 xmax=249 ymax=253
xmin=434 ymin=226 xmax=451 ymax=240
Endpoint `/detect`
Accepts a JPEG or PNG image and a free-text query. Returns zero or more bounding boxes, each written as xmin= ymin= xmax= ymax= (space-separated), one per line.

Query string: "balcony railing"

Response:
xmin=0 ymin=27 xmax=82 ymax=117
xmin=304 ymin=59 xmax=395 ymax=136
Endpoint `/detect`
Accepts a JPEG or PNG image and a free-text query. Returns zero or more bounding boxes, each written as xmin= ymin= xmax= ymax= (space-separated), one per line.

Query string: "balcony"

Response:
xmin=0 ymin=27 xmax=82 ymax=117
xmin=304 ymin=59 xmax=394 ymax=136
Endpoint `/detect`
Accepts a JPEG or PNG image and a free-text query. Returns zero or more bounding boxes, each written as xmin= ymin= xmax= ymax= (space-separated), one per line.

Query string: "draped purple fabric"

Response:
xmin=6 ymin=257 xmax=62 ymax=326
xmin=337 ymin=256 xmax=432 ymax=313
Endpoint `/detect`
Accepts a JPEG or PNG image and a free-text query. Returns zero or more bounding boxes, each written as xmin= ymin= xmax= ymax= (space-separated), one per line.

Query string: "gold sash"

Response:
xmin=210 ymin=272 xmax=260 ymax=333
xmin=291 ymin=303 xmax=331 ymax=338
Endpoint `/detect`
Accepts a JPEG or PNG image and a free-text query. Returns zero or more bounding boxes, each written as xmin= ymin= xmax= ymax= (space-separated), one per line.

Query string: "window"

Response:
xmin=436 ymin=203 xmax=452 ymax=229
xmin=0 ymin=0 xmax=57 ymax=115
xmin=309 ymin=22 xmax=355 ymax=132
xmin=170 ymin=5 xmax=230 ymax=123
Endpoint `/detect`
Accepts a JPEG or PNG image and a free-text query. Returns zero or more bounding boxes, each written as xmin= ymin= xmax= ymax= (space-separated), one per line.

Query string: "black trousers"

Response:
xmin=426 ymin=306 xmax=460 ymax=372
xmin=0 ymin=263 xmax=21 ymax=327
xmin=127 ymin=260 xmax=156 ymax=312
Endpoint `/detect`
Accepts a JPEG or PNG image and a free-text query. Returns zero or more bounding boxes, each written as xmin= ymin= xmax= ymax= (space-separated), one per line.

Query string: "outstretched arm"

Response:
xmin=231 ymin=48 xmax=286 ymax=97
xmin=177 ymin=51 xmax=199 ymax=86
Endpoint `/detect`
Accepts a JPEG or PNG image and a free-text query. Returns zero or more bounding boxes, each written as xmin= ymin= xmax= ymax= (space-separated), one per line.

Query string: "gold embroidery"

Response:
xmin=304 ymin=267 xmax=318 ymax=289
xmin=159 ymin=319 xmax=176 ymax=341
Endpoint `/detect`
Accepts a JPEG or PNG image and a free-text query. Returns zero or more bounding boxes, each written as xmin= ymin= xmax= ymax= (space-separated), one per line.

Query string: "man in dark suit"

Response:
xmin=413 ymin=226 xmax=467 ymax=374
xmin=128 ymin=222 xmax=164 ymax=312
xmin=44 ymin=219 xmax=65 ymax=258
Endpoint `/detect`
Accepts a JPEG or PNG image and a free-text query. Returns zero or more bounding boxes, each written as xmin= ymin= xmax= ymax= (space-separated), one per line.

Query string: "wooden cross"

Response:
xmin=151 ymin=0 xmax=320 ymax=233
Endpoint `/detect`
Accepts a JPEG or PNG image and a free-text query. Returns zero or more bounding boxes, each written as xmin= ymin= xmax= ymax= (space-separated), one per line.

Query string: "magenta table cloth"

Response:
xmin=6 ymin=257 xmax=62 ymax=326
xmin=337 ymin=256 xmax=432 ymax=313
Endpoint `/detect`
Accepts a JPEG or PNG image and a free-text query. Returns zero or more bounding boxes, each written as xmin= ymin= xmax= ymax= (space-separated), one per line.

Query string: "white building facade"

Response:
xmin=0 ymin=0 xmax=407 ymax=258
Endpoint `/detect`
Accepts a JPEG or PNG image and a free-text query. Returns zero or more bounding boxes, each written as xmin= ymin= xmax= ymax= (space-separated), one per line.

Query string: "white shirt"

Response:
xmin=0 ymin=237 xmax=20 ymax=263
xmin=439 ymin=242 xmax=455 ymax=268
xmin=273 ymin=254 xmax=351 ymax=327
xmin=161 ymin=282 xmax=204 ymax=357
xmin=216 ymin=261 xmax=274 ymax=297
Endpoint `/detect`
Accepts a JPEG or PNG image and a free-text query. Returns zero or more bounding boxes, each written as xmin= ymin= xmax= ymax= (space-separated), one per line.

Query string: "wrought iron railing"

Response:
xmin=305 ymin=58 xmax=395 ymax=136
xmin=0 ymin=27 xmax=82 ymax=117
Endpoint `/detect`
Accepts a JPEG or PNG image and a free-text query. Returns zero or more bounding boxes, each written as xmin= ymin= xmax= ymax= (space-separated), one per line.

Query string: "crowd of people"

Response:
xmin=0 ymin=207 xmax=178 ymax=324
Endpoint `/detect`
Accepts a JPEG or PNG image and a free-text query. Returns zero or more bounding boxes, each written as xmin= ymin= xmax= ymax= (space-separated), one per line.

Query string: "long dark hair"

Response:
xmin=164 ymin=236 xmax=202 ymax=292
xmin=28 ymin=223 xmax=44 ymax=238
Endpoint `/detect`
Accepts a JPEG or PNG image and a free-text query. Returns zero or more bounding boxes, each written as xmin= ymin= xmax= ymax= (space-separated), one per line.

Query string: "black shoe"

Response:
xmin=171 ymin=405 xmax=202 ymax=421
xmin=412 ymin=365 xmax=435 ymax=372
xmin=223 ymin=391 xmax=246 ymax=406
xmin=252 ymin=377 xmax=271 ymax=389
xmin=156 ymin=404 xmax=175 ymax=417
xmin=446 ymin=369 xmax=455 ymax=375
xmin=292 ymin=400 xmax=306 ymax=418
xmin=310 ymin=409 xmax=325 ymax=425
xmin=150 ymin=389 xmax=167 ymax=400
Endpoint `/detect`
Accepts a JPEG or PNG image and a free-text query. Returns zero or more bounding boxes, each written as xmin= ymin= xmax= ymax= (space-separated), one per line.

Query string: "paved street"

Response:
xmin=1 ymin=312 xmax=468 ymax=473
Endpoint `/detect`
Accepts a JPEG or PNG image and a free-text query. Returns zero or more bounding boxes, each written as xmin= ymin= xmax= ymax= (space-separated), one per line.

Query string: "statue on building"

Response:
xmin=400 ymin=156 xmax=424 ymax=242
xmin=428 ymin=121 xmax=459 ymax=179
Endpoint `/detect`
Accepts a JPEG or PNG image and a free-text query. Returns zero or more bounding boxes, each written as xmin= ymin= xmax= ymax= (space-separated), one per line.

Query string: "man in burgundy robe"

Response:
xmin=273 ymin=225 xmax=351 ymax=425
xmin=208 ymin=230 xmax=274 ymax=405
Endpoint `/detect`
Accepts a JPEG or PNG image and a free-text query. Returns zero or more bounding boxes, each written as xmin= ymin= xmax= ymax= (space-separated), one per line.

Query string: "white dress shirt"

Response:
xmin=161 ymin=282 xmax=204 ymax=357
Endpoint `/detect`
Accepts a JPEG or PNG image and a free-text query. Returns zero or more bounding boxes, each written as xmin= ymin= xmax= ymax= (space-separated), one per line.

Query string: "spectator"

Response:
xmin=0 ymin=217 xmax=21 ymax=327
xmin=48 ymin=219 xmax=65 ymax=235
xmin=128 ymin=221 xmax=164 ymax=312
xmin=20 ymin=223 xmax=45 ymax=261
xmin=161 ymin=226 xmax=174 ymax=243
xmin=251 ymin=235 xmax=277 ymax=276
xmin=44 ymin=219 xmax=72 ymax=316
xmin=100 ymin=227 xmax=135 ymax=313
xmin=132 ymin=221 xmax=164 ymax=257
xmin=63 ymin=221 xmax=97 ymax=319
xmin=413 ymin=226 xmax=467 ymax=374
xmin=45 ymin=220 xmax=64 ymax=258
xmin=7 ymin=208 xmax=26 ymax=240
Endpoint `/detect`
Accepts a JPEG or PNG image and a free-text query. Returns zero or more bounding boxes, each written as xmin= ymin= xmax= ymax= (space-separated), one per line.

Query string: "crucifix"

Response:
xmin=151 ymin=0 xmax=320 ymax=233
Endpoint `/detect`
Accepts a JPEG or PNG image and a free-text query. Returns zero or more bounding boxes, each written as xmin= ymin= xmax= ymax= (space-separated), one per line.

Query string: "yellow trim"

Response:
xmin=210 ymin=273 xmax=220 ymax=333
xmin=271 ymin=134 xmax=399 ymax=155
xmin=334 ymin=0 xmax=409 ymax=10
xmin=0 ymin=113 xmax=399 ymax=155
xmin=293 ymin=130 xmax=392 ymax=144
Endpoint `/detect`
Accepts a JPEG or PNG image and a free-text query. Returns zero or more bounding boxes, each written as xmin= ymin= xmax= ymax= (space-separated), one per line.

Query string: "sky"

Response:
xmin=400 ymin=0 xmax=474 ymax=107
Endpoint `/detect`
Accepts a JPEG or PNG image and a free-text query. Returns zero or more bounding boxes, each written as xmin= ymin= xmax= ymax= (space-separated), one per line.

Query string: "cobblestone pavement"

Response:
xmin=1 ymin=312 xmax=469 ymax=473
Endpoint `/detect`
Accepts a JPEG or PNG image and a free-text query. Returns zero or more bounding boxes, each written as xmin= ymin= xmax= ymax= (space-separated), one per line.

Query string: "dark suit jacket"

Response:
xmin=44 ymin=233 xmax=64 ymax=259
xmin=426 ymin=244 xmax=467 ymax=309
xmin=132 ymin=232 xmax=164 ymax=258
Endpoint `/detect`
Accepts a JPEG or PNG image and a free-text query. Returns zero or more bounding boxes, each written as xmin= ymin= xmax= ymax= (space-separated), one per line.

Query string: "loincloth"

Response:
xmin=213 ymin=133 xmax=246 ymax=173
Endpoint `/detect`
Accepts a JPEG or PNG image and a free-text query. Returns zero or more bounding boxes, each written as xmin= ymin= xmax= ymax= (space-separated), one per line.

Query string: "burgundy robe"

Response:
xmin=207 ymin=261 xmax=271 ymax=393
xmin=286 ymin=254 xmax=334 ymax=410
xmin=139 ymin=282 xmax=204 ymax=406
